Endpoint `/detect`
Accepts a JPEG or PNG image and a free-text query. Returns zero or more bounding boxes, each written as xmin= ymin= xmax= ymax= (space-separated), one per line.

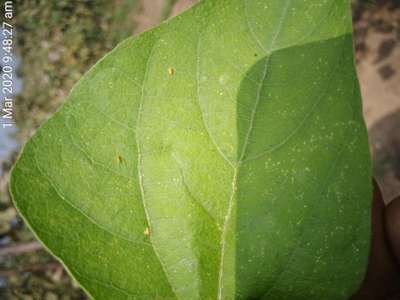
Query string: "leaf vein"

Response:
xmin=135 ymin=38 xmax=179 ymax=299
xmin=31 ymin=140 xmax=150 ymax=246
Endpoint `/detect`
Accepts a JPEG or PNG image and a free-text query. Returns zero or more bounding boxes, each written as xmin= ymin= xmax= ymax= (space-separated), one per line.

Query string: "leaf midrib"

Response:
xmin=215 ymin=1 xmax=291 ymax=298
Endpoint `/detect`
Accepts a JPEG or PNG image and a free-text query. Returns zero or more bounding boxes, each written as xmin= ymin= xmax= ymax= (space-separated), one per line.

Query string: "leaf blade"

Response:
xmin=11 ymin=1 xmax=371 ymax=299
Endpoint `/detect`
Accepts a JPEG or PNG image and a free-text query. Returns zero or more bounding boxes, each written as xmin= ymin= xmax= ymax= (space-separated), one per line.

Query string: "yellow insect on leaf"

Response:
xmin=144 ymin=227 xmax=151 ymax=236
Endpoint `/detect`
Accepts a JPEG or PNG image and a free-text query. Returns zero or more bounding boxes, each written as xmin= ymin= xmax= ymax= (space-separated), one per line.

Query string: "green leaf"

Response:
xmin=11 ymin=0 xmax=372 ymax=299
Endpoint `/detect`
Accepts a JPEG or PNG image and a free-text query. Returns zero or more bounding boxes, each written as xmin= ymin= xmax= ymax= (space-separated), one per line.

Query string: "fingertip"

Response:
xmin=373 ymin=179 xmax=384 ymax=207
xmin=385 ymin=195 xmax=400 ymax=266
xmin=351 ymin=180 xmax=399 ymax=299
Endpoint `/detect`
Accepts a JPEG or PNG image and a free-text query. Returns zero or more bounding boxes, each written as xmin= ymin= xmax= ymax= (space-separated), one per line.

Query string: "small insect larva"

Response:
xmin=144 ymin=227 xmax=151 ymax=236
xmin=168 ymin=67 xmax=174 ymax=76
xmin=117 ymin=155 xmax=123 ymax=163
